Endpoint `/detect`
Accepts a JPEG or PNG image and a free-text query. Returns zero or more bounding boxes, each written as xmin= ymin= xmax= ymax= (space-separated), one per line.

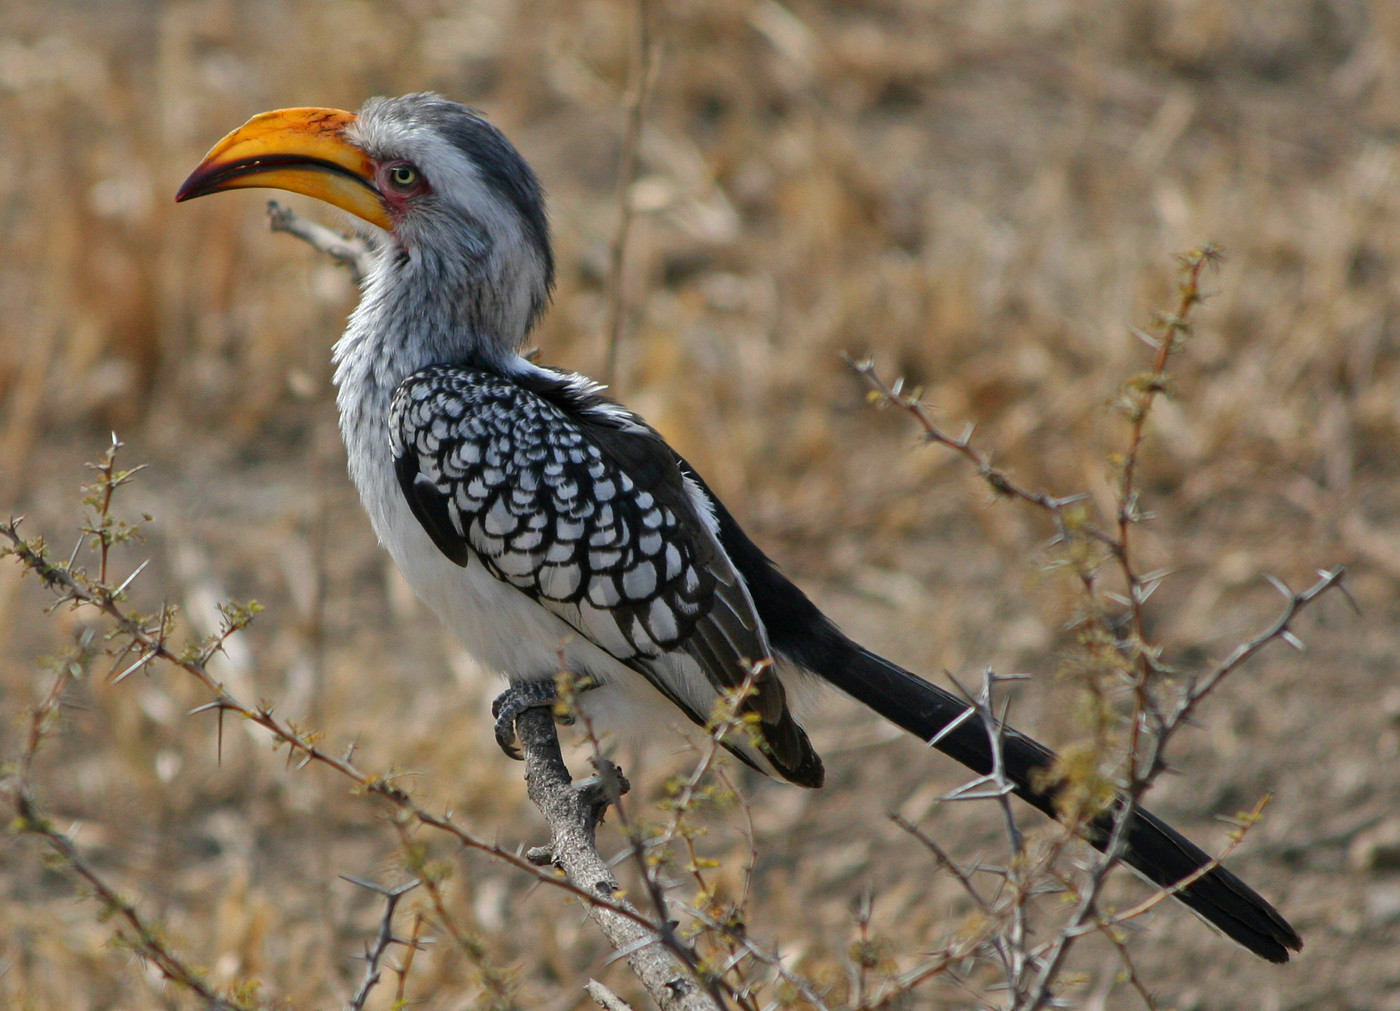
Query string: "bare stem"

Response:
xmin=341 ymin=876 xmax=422 ymax=1011
xmin=267 ymin=199 xmax=375 ymax=283
xmin=850 ymin=247 xmax=1342 ymax=1008
xmin=600 ymin=0 xmax=659 ymax=387
xmin=0 ymin=516 xmax=666 ymax=939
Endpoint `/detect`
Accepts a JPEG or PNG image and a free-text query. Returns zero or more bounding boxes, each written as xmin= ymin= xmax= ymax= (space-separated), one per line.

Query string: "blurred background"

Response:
xmin=2 ymin=0 xmax=1398 ymax=1007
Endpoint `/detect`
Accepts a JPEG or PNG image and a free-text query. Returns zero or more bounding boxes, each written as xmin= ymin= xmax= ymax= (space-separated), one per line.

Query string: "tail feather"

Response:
xmin=683 ymin=460 xmax=1300 ymax=961
xmin=821 ymin=645 xmax=1302 ymax=963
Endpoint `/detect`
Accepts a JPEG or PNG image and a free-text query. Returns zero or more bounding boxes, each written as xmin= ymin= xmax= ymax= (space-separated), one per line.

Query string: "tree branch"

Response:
xmin=266 ymin=200 xmax=375 ymax=284
xmin=514 ymin=706 xmax=723 ymax=1011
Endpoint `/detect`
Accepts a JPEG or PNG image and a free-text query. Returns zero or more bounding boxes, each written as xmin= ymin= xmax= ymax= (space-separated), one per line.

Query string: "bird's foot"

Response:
xmin=492 ymin=680 xmax=571 ymax=760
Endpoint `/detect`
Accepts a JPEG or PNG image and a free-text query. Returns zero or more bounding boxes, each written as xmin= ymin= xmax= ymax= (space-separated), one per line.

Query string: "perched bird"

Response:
xmin=177 ymin=93 xmax=1301 ymax=962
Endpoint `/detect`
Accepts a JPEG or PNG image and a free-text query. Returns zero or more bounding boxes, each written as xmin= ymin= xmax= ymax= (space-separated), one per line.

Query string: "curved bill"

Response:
xmin=176 ymin=107 xmax=391 ymax=231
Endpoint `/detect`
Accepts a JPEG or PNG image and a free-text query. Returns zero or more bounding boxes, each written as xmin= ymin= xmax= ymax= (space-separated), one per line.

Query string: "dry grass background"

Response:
xmin=2 ymin=0 xmax=1399 ymax=1007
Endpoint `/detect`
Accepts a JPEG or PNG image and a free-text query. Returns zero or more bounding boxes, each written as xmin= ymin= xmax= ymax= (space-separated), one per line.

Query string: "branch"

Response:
xmin=0 ymin=514 xmax=664 ymax=945
xmin=340 ymin=876 xmax=422 ymax=1011
xmin=843 ymin=354 xmax=1116 ymax=569
xmin=267 ymin=200 xmax=375 ymax=284
xmin=583 ymin=670 xmax=832 ymax=1011
xmin=7 ymin=649 xmax=251 ymax=1011
xmin=5 ymin=447 xmax=708 ymax=1009
xmin=3 ymin=514 xmax=253 ymax=1008
xmin=514 ymin=707 xmax=723 ymax=1011
xmin=850 ymin=248 xmax=1345 ymax=1007
xmin=1016 ymin=568 xmax=1346 ymax=1009
xmin=587 ymin=979 xmax=639 ymax=1011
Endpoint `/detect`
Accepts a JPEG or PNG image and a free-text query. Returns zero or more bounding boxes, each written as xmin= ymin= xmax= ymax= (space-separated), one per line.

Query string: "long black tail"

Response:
xmin=691 ymin=464 xmax=1301 ymax=962
xmin=815 ymin=643 xmax=1301 ymax=962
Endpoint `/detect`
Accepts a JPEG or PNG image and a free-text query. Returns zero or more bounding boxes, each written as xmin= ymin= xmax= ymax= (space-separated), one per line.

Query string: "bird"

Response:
xmin=177 ymin=92 xmax=1301 ymax=963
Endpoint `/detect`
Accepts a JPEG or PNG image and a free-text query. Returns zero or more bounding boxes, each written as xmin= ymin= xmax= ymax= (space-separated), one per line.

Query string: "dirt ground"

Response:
xmin=3 ymin=2 xmax=1400 ymax=1008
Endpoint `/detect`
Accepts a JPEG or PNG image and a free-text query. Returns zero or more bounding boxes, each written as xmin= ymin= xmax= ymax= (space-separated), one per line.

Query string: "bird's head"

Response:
xmin=178 ymin=93 xmax=554 ymax=356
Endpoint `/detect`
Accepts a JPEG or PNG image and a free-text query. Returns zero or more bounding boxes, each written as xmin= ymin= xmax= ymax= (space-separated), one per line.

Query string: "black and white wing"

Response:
xmin=388 ymin=362 xmax=823 ymax=787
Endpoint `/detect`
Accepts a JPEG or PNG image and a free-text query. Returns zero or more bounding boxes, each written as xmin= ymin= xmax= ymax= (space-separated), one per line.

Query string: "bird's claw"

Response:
xmin=491 ymin=681 xmax=564 ymax=760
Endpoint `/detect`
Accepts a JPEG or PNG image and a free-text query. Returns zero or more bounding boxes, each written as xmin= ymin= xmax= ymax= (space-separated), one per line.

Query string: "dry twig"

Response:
xmin=4 ymin=628 xmax=253 ymax=1009
xmin=267 ymin=199 xmax=375 ymax=283
xmin=849 ymin=248 xmax=1345 ymax=1008
xmin=0 ymin=445 xmax=693 ymax=1011
xmin=341 ymin=876 xmax=423 ymax=1011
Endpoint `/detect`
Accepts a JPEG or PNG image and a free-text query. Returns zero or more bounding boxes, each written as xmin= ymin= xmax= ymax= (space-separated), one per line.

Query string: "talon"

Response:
xmin=494 ymin=716 xmax=524 ymax=760
xmin=491 ymin=680 xmax=565 ymax=760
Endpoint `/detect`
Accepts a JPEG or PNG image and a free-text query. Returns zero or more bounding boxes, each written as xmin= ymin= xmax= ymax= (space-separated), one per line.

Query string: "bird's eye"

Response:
xmin=386 ymin=163 xmax=421 ymax=191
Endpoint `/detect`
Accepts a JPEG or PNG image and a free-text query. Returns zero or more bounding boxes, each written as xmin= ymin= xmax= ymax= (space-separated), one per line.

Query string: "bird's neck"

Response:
xmin=332 ymin=240 xmax=527 ymax=481
xmin=335 ymin=239 xmax=524 ymax=385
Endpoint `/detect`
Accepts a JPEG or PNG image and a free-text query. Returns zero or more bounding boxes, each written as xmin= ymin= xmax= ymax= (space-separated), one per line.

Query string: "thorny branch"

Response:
xmin=389 ymin=817 xmax=515 ymax=1007
xmin=1019 ymin=566 xmax=1347 ymax=1008
xmin=341 ymin=876 xmax=423 ymax=1011
xmin=0 ymin=448 xmax=701 ymax=1011
xmin=5 ymin=626 xmax=252 ymax=1008
xmin=0 ymin=510 xmax=667 ymax=928
xmin=1109 ymin=247 xmax=1222 ymax=835
xmin=844 ymin=353 xmax=1109 ymax=549
xmin=888 ymin=667 xmax=1082 ymax=1005
xmin=2 ymin=446 xmax=763 ymax=1011
xmin=13 ymin=792 xmax=252 ymax=1009
xmin=849 ymin=247 xmax=1347 ymax=1008
xmin=599 ymin=672 xmax=837 ymax=1011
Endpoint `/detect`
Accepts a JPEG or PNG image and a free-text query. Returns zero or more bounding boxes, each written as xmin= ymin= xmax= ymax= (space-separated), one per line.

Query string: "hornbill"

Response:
xmin=177 ymin=93 xmax=1301 ymax=962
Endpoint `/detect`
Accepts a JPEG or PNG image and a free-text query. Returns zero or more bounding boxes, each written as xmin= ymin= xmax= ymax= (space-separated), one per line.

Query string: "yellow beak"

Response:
xmin=176 ymin=106 xmax=392 ymax=231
